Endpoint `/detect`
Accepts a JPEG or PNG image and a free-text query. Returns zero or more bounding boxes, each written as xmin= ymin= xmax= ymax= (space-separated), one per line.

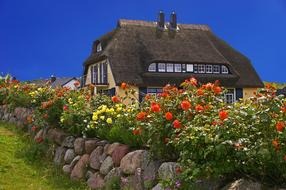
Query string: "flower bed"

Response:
xmin=1 ymin=76 xmax=286 ymax=189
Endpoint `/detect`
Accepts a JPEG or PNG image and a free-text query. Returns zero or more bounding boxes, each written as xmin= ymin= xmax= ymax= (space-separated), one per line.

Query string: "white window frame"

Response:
xmin=96 ymin=43 xmax=102 ymax=52
xmin=147 ymin=88 xmax=163 ymax=96
xmin=206 ymin=65 xmax=212 ymax=73
xmin=174 ymin=64 xmax=182 ymax=72
xmin=186 ymin=64 xmax=193 ymax=72
xmin=224 ymin=88 xmax=236 ymax=103
xmin=221 ymin=65 xmax=229 ymax=74
xmin=166 ymin=63 xmax=174 ymax=72
xmin=213 ymin=65 xmax=220 ymax=74
xmin=148 ymin=63 xmax=156 ymax=72
xmin=158 ymin=63 xmax=166 ymax=72
xmin=198 ymin=64 xmax=205 ymax=73
xmin=92 ymin=65 xmax=98 ymax=84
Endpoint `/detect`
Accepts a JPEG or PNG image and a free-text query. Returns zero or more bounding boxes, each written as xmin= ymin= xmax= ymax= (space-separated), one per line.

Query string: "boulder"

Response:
xmin=100 ymin=156 xmax=114 ymax=175
xmin=62 ymin=136 xmax=75 ymax=148
xmin=222 ymin=179 xmax=262 ymax=190
xmin=158 ymin=162 xmax=179 ymax=181
xmin=120 ymin=150 xmax=149 ymax=175
xmin=112 ymin=144 xmax=129 ymax=166
xmin=85 ymin=139 xmax=98 ymax=154
xmin=105 ymin=142 xmax=121 ymax=155
xmin=74 ymin=138 xmax=85 ymax=155
xmin=87 ymin=173 xmax=105 ymax=189
xmin=70 ymin=154 xmax=90 ymax=180
xmin=143 ymin=160 xmax=161 ymax=187
xmin=152 ymin=183 xmax=164 ymax=190
xmin=70 ymin=155 xmax=81 ymax=169
xmin=96 ymin=140 xmax=109 ymax=147
xmin=53 ymin=146 xmax=67 ymax=166
xmin=90 ymin=146 xmax=106 ymax=170
xmin=86 ymin=170 xmax=94 ymax=180
xmin=64 ymin=149 xmax=76 ymax=164
xmin=104 ymin=167 xmax=123 ymax=182
xmin=63 ymin=165 xmax=71 ymax=174
xmin=47 ymin=128 xmax=67 ymax=145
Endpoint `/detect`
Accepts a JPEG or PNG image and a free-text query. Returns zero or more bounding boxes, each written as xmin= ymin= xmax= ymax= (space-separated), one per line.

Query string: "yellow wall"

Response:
xmin=243 ymin=88 xmax=258 ymax=99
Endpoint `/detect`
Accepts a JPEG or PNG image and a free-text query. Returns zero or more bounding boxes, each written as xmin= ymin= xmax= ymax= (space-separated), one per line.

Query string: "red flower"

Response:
xmin=151 ymin=103 xmax=161 ymax=112
xmin=145 ymin=94 xmax=151 ymax=101
xmin=219 ymin=110 xmax=228 ymax=121
xmin=197 ymin=88 xmax=204 ymax=96
xmin=195 ymin=104 xmax=204 ymax=112
xmin=112 ymin=96 xmax=120 ymax=103
xmin=132 ymin=128 xmax=142 ymax=135
xmin=181 ymin=100 xmax=191 ymax=111
xmin=74 ymin=81 xmax=80 ymax=86
xmin=281 ymin=107 xmax=286 ymax=113
xmin=205 ymin=83 xmax=214 ymax=90
xmin=136 ymin=112 xmax=147 ymax=121
xmin=276 ymin=121 xmax=285 ymax=132
xmin=31 ymin=126 xmax=38 ymax=132
xmin=63 ymin=105 xmax=69 ymax=111
xmin=159 ymin=92 xmax=169 ymax=98
xmin=175 ymin=167 xmax=182 ymax=174
xmin=190 ymin=77 xmax=197 ymax=86
xmin=163 ymin=137 xmax=169 ymax=144
xmin=173 ymin=120 xmax=181 ymax=129
xmin=35 ymin=137 xmax=43 ymax=143
xmin=165 ymin=112 xmax=173 ymax=121
xmin=121 ymin=82 xmax=127 ymax=89
xmin=272 ymin=139 xmax=280 ymax=150
xmin=43 ymin=113 xmax=48 ymax=119
xmin=213 ymin=86 xmax=222 ymax=94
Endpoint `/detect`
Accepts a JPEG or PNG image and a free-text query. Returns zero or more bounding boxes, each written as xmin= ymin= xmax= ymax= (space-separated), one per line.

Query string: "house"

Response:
xmin=30 ymin=76 xmax=80 ymax=90
xmin=82 ymin=12 xmax=264 ymax=103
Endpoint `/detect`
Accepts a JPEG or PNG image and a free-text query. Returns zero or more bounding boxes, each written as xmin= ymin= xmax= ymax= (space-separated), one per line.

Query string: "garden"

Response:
xmin=1 ymin=75 xmax=286 ymax=189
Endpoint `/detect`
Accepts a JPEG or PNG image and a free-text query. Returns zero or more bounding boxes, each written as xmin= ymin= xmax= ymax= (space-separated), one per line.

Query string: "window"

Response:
xmin=198 ymin=64 xmax=205 ymax=73
xmin=148 ymin=63 xmax=156 ymax=72
xmin=174 ymin=64 xmax=182 ymax=72
xmin=221 ymin=65 xmax=229 ymax=74
xmin=158 ymin=63 xmax=166 ymax=72
xmin=206 ymin=65 xmax=212 ymax=73
xmin=91 ymin=62 xmax=107 ymax=84
xmin=182 ymin=64 xmax=186 ymax=72
xmin=166 ymin=64 xmax=174 ymax=72
xmin=147 ymin=88 xmax=163 ymax=96
xmin=194 ymin=64 xmax=198 ymax=73
xmin=96 ymin=43 xmax=102 ymax=52
xmin=224 ymin=89 xmax=235 ymax=103
xmin=186 ymin=64 xmax=193 ymax=72
xmin=213 ymin=65 xmax=220 ymax=73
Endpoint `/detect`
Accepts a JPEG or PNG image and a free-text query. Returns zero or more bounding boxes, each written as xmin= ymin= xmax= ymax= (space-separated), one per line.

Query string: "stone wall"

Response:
xmin=0 ymin=105 xmax=274 ymax=190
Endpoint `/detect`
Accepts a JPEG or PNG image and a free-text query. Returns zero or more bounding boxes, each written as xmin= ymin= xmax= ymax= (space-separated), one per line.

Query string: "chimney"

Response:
xmin=157 ymin=11 xmax=165 ymax=29
xmin=50 ymin=75 xmax=56 ymax=83
xmin=170 ymin=11 xmax=177 ymax=30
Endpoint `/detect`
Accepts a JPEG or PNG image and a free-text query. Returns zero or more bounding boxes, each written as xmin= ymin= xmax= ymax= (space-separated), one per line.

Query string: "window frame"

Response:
xmin=213 ymin=65 xmax=220 ymax=74
xmin=206 ymin=65 xmax=212 ymax=73
xmin=221 ymin=65 xmax=229 ymax=74
xmin=148 ymin=63 xmax=157 ymax=72
xmin=174 ymin=64 xmax=182 ymax=72
xmin=198 ymin=64 xmax=205 ymax=73
xmin=186 ymin=64 xmax=194 ymax=72
xmin=166 ymin=63 xmax=174 ymax=72
xmin=158 ymin=63 xmax=166 ymax=72
xmin=96 ymin=43 xmax=102 ymax=52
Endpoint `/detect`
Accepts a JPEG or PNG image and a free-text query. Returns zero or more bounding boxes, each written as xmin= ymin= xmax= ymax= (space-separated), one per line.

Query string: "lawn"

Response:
xmin=0 ymin=122 xmax=89 ymax=190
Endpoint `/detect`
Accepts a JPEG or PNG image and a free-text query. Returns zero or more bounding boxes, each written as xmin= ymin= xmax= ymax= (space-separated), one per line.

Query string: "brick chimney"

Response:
xmin=170 ymin=11 xmax=177 ymax=30
xmin=157 ymin=11 xmax=165 ymax=29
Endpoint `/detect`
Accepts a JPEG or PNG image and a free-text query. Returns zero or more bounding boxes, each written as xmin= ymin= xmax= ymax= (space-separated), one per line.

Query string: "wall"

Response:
xmin=243 ymin=88 xmax=257 ymax=99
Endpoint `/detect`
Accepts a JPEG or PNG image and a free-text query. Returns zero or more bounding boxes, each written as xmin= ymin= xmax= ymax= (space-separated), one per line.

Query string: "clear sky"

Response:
xmin=0 ymin=0 xmax=286 ymax=82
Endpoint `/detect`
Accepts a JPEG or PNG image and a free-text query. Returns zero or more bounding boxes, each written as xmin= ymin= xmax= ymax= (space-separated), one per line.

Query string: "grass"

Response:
xmin=0 ymin=122 xmax=90 ymax=190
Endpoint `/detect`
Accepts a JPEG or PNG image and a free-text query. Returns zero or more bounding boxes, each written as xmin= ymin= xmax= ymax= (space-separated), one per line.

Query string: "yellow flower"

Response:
xmin=106 ymin=118 xmax=113 ymax=124
xmin=68 ymin=98 xmax=73 ymax=104
xmin=116 ymin=114 xmax=121 ymax=118
xmin=100 ymin=116 xmax=105 ymax=120
xmin=29 ymin=92 xmax=35 ymax=97
xmin=116 ymin=107 xmax=122 ymax=112
xmin=60 ymin=117 xmax=64 ymax=123
xmin=92 ymin=115 xmax=98 ymax=121
xmin=101 ymin=105 xmax=107 ymax=112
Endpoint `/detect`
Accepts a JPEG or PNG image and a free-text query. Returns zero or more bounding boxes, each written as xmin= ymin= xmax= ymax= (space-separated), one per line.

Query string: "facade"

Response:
xmin=82 ymin=12 xmax=264 ymax=103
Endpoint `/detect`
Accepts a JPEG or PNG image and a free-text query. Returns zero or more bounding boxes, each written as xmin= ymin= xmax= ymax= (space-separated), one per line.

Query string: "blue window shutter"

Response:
xmin=109 ymin=88 xmax=115 ymax=97
xmin=236 ymin=88 xmax=243 ymax=100
xmin=139 ymin=87 xmax=147 ymax=102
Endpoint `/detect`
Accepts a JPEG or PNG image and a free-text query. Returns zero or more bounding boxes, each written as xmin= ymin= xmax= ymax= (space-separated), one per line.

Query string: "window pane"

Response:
xmin=166 ymin=64 xmax=174 ymax=72
xmin=186 ymin=64 xmax=193 ymax=72
xmin=222 ymin=65 xmax=229 ymax=74
xmin=96 ymin=43 xmax=102 ymax=52
xmin=174 ymin=64 xmax=182 ymax=72
xmin=213 ymin=65 xmax=220 ymax=73
xmin=182 ymin=64 xmax=186 ymax=72
xmin=148 ymin=63 xmax=156 ymax=72
xmin=194 ymin=64 xmax=198 ymax=73
xmin=158 ymin=63 xmax=166 ymax=72
xmin=206 ymin=65 xmax=212 ymax=73
xmin=198 ymin=64 xmax=205 ymax=73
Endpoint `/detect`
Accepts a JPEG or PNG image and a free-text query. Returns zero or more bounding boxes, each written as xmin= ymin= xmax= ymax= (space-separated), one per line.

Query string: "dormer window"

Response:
xmin=96 ymin=43 xmax=102 ymax=52
xmin=221 ymin=65 xmax=229 ymax=74
xmin=148 ymin=63 xmax=156 ymax=72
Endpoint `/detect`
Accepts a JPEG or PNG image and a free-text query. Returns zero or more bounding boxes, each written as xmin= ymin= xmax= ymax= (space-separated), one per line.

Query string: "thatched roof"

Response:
xmin=84 ymin=19 xmax=263 ymax=88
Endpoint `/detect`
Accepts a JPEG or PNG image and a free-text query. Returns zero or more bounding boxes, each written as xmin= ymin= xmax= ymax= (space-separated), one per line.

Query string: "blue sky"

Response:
xmin=0 ymin=0 xmax=286 ymax=82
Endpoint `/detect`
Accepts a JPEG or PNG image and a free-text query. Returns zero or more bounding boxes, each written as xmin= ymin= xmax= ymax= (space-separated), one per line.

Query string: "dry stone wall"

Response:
xmin=0 ymin=105 xmax=274 ymax=190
